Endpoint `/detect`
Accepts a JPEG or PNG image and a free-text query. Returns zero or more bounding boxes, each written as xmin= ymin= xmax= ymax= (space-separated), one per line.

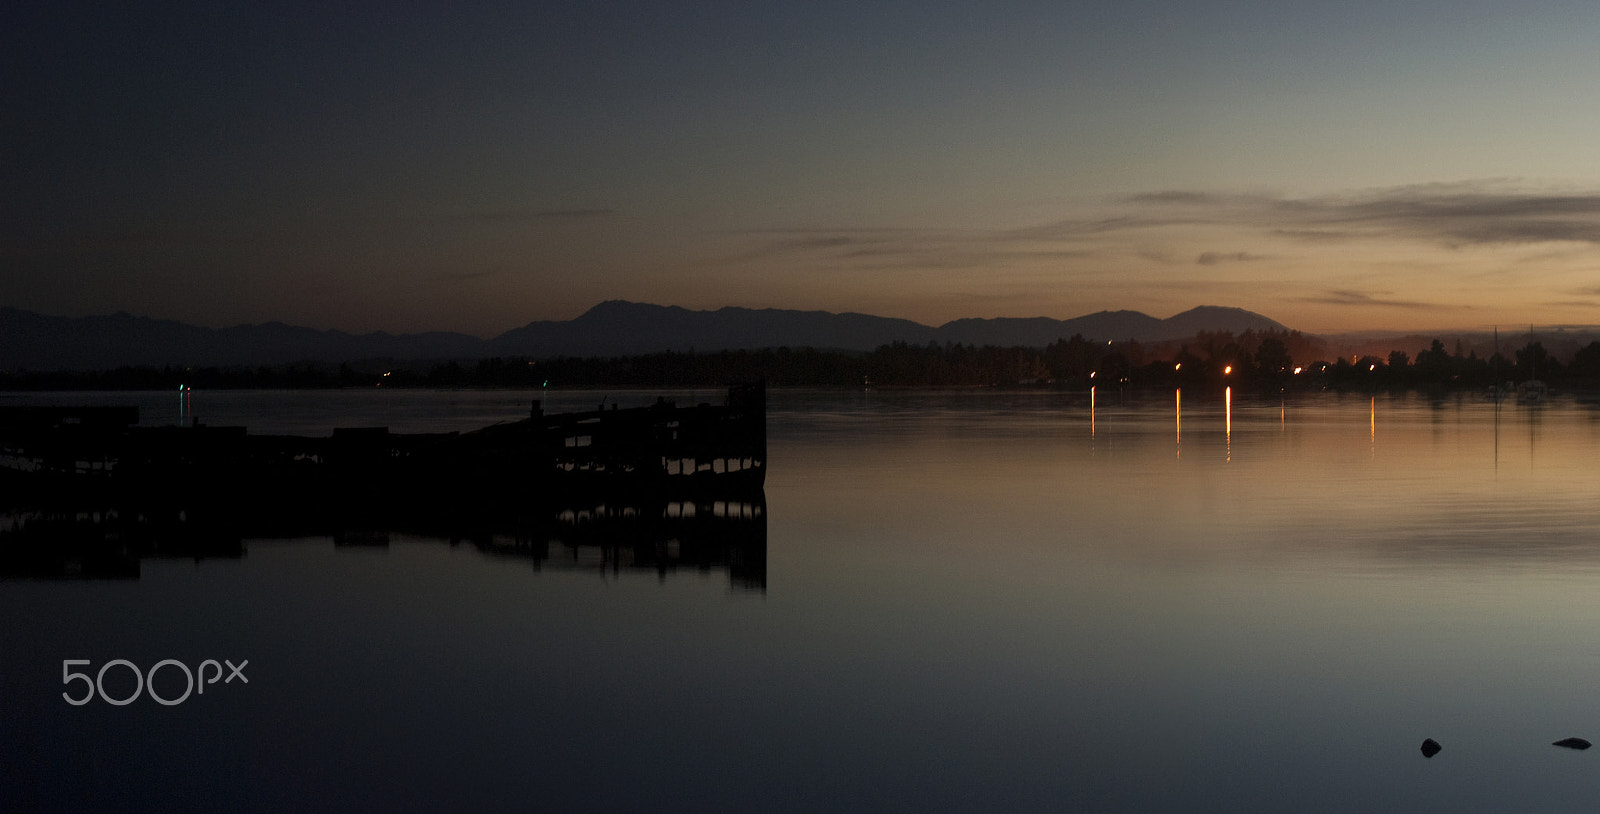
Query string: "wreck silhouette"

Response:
xmin=0 ymin=384 xmax=768 ymax=588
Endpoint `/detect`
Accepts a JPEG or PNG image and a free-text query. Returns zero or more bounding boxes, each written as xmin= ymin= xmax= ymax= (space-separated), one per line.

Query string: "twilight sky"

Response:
xmin=6 ymin=1 xmax=1600 ymax=336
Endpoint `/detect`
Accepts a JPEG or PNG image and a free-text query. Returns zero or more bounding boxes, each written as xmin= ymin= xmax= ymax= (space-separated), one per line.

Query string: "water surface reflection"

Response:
xmin=7 ymin=389 xmax=1600 ymax=811
xmin=2 ymin=496 xmax=766 ymax=589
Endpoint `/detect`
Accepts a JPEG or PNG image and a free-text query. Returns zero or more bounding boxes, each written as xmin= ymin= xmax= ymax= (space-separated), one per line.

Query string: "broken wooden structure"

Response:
xmin=0 ymin=383 xmax=766 ymax=509
xmin=0 ymin=384 xmax=768 ymax=587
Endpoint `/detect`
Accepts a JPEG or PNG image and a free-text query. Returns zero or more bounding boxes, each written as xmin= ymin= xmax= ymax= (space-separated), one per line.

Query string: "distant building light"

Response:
xmin=1224 ymin=366 xmax=1232 ymax=375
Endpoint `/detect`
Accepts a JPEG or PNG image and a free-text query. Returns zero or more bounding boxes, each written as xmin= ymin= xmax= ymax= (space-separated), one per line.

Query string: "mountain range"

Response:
xmin=0 ymin=300 xmax=1290 ymax=371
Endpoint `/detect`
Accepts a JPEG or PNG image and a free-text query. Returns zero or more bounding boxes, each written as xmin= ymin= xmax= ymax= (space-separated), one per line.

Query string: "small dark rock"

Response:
xmin=1420 ymin=738 xmax=1442 ymax=758
xmin=1553 ymin=737 xmax=1592 ymax=750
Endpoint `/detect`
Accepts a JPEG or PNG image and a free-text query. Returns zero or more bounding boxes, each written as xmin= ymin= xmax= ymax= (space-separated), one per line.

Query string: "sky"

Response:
xmin=6 ymin=1 xmax=1600 ymax=337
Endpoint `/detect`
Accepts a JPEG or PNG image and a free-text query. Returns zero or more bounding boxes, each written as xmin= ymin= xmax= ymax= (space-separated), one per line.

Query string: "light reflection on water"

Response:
xmin=7 ymin=388 xmax=1600 ymax=811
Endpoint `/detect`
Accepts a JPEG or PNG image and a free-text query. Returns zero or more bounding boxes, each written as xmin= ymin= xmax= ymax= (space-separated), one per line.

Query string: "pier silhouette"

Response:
xmin=0 ymin=385 xmax=768 ymax=588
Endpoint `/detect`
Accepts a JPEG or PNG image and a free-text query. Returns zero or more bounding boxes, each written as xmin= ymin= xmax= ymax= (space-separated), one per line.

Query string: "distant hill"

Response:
xmin=0 ymin=308 xmax=484 ymax=371
xmin=934 ymin=311 xmax=1162 ymax=348
xmin=492 ymin=301 xmax=1289 ymax=357
xmin=489 ymin=301 xmax=940 ymax=357
xmin=1156 ymin=306 xmax=1288 ymax=339
xmin=933 ymin=306 xmax=1286 ymax=348
xmin=0 ymin=300 xmax=1295 ymax=371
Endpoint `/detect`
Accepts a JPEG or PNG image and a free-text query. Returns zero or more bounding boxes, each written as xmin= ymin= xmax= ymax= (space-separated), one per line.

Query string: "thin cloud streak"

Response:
xmin=731 ymin=225 xmax=1100 ymax=270
xmin=1138 ymin=182 xmax=1600 ymax=247
xmin=1270 ymin=229 xmax=1362 ymax=242
xmin=462 ymin=209 xmax=617 ymax=223
xmin=1197 ymin=251 xmax=1265 ymax=265
xmin=1294 ymin=290 xmax=1467 ymax=310
xmin=734 ymin=181 xmax=1600 ymax=278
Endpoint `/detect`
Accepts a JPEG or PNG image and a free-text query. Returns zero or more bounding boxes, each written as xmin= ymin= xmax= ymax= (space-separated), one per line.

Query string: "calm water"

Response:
xmin=7 ymin=387 xmax=1600 ymax=811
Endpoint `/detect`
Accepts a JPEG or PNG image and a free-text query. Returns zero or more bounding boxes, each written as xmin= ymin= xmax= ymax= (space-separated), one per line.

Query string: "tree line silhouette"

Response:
xmin=5 ymin=330 xmax=1600 ymax=391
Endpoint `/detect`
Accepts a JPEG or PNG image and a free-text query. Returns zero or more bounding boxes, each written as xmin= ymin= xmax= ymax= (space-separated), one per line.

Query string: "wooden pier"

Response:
xmin=0 ymin=383 xmax=766 ymax=509
xmin=0 ymin=384 xmax=768 ymax=587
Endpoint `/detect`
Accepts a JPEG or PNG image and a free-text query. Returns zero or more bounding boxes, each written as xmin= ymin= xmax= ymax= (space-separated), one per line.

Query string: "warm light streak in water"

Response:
xmin=1224 ymin=386 xmax=1232 ymax=462
xmin=1174 ymin=388 xmax=1181 ymax=455
xmin=1090 ymin=385 xmax=1096 ymax=437
xmin=1370 ymin=396 xmax=1377 ymax=459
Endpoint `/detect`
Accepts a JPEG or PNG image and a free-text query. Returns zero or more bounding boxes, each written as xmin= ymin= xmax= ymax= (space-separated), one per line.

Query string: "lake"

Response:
xmin=6 ymin=386 xmax=1600 ymax=811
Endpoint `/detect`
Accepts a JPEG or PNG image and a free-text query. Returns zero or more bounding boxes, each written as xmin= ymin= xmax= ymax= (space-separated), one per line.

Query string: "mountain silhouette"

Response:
xmin=936 ymin=310 xmax=1166 ymax=347
xmin=489 ymin=301 xmax=939 ymax=357
xmin=0 ymin=308 xmax=484 ymax=370
xmin=1 ymin=301 xmax=1291 ymax=371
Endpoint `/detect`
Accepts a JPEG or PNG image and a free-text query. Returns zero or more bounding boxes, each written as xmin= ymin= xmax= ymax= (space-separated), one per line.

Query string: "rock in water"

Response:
xmin=1420 ymin=738 xmax=1442 ymax=758
xmin=1553 ymin=737 xmax=1592 ymax=750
